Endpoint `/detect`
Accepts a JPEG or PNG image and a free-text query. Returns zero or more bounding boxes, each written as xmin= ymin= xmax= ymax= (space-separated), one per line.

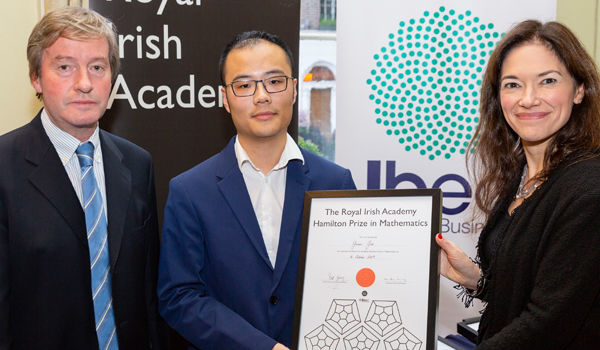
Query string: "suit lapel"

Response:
xmin=100 ymin=131 xmax=132 ymax=269
xmin=216 ymin=138 xmax=273 ymax=270
xmin=26 ymin=114 xmax=88 ymax=248
xmin=272 ymin=158 xmax=311 ymax=287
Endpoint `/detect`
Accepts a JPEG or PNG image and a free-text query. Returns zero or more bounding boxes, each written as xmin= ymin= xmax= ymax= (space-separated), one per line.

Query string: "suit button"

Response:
xmin=270 ymin=296 xmax=278 ymax=305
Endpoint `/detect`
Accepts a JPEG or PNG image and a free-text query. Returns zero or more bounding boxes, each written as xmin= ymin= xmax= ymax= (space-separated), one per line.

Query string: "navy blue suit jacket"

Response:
xmin=0 ymin=112 xmax=169 ymax=349
xmin=157 ymin=137 xmax=356 ymax=349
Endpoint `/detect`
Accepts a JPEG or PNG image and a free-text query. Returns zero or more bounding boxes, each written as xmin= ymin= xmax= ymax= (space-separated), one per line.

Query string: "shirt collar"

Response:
xmin=41 ymin=108 xmax=102 ymax=165
xmin=234 ymin=133 xmax=304 ymax=174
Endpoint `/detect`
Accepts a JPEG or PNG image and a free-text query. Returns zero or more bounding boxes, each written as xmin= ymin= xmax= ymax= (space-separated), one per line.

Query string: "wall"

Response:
xmin=300 ymin=0 xmax=321 ymax=29
xmin=557 ymin=0 xmax=598 ymax=60
xmin=0 ymin=1 xmax=43 ymax=135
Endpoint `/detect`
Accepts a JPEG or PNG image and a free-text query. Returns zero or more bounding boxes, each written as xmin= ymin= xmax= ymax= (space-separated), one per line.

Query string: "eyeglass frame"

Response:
xmin=224 ymin=75 xmax=296 ymax=97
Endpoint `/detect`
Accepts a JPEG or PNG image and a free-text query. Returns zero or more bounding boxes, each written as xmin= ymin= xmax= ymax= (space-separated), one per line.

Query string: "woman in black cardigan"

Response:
xmin=436 ymin=20 xmax=600 ymax=349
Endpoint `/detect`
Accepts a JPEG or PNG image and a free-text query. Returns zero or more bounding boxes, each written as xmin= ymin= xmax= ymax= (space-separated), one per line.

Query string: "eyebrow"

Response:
xmin=231 ymin=69 xmax=287 ymax=82
xmin=52 ymin=55 xmax=109 ymax=64
xmin=500 ymin=70 xmax=563 ymax=82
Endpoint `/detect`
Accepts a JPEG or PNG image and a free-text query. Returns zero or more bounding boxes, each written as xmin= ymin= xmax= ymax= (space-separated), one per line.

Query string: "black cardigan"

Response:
xmin=475 ymin=156 xmax=600 ymax=349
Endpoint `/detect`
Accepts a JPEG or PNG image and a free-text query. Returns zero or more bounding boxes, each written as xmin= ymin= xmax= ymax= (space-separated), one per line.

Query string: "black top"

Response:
xmin=481 ymin=206 xmax=512 ymax=268
xmin=474 ymin=156 xmax=600 ymax=349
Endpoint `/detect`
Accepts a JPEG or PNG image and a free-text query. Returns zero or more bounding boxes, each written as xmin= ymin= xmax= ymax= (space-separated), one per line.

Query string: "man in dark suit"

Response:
xmin=0 ymin=7 xmax=169 ymax=349
xmin=157 ymin=31 xmax=356 ymax=350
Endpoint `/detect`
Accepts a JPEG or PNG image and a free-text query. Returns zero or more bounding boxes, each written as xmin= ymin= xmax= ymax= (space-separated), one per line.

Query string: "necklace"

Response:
xmin=515 ymin=164 xmax=541 ymax=199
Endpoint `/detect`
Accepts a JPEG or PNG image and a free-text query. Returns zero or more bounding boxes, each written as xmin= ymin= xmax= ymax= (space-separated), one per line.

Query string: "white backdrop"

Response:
xmin=335 ymin=0 xmax=556 ymax=337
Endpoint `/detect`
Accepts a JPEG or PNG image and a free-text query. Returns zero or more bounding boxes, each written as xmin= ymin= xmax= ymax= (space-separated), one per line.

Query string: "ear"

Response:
xmin=292 ymin=78 xmax=298 ymax=105
xmin=574 ymin=84 xmax=585 ymax=104
xmin=221 ymin=86 xmax=231 ymax=113
xmin=31 ymin=74 xmax=43 ymax=94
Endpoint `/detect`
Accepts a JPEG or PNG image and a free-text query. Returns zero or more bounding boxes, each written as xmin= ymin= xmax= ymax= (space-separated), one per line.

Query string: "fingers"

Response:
xmin=436 ymin=232 xmax=461 ymax=254
xmin=435 ymin=233 xmax=480 ymax=289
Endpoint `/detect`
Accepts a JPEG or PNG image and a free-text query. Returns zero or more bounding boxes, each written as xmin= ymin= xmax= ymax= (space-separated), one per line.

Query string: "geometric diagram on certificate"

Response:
xmin=382 ymin=328 xmax=422 ymax=350
xmin=365 ymin=300 xmax=402 ymax=337
xmin=304 ymin=324 xmax=340 ymax=350
xmin=325 ymin=299 xmax=361 ymax=334
xmin=343 ymin=325 xmax=380 ymax=350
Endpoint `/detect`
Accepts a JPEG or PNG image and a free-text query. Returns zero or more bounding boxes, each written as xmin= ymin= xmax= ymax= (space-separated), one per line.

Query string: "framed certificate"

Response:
xmin=292 ymin=189 xmax=442 ymax=350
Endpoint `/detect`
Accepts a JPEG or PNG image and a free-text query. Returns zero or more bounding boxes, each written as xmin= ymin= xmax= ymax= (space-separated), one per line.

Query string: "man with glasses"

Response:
xmin=157 ymin=31 xmax=355 ymax=350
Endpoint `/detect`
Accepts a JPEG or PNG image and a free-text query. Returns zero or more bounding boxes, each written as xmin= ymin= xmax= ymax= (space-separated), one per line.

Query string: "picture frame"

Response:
xmin=292 ymin=189 xmax=442 ymax=350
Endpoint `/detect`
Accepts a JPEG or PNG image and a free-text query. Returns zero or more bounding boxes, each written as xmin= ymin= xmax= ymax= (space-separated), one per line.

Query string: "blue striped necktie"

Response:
xmin=76 ymin=142 xmax=119 ymax=350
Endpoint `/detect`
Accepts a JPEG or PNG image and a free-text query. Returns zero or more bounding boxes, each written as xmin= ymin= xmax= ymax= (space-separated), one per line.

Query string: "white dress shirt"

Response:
xmin=41 ymin=109 xmax=107 ymax=222
xmin=234 ymin=134 xmax=304 ymax=268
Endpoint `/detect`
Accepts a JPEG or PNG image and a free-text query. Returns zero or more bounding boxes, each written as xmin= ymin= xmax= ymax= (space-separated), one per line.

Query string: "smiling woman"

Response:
xmin=435 ymin=20 xmax=600 ymax=349
xmin=473 ymin=21 xmax=600 ymax=216
xmin=499 ymin=44 xmax=584 ymax=152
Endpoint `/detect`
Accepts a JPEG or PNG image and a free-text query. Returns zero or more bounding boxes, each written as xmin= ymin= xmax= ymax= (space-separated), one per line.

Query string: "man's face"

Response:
xmin=31 ymin=36 xmax=112 ymax=141
xmin=221 ymin=41 xmax=297 ymax=144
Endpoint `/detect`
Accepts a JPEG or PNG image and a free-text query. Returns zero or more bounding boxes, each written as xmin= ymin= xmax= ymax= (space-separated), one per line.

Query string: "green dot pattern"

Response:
xmin=367 ymin=7 xmax=502 ymax=160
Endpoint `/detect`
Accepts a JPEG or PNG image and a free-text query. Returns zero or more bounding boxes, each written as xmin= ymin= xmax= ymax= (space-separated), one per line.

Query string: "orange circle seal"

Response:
xmin=356 ymin=268 xmax=376 ymax=287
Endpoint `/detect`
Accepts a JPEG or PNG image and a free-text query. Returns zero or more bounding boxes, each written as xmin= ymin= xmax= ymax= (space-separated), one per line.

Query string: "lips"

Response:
xmin=69 ymin=99 xmax=98 ymax=108
xmin=253 ymin=111 xmax=276 ymax=120
xmin=515 ymin=112 xmax=549 ymax=119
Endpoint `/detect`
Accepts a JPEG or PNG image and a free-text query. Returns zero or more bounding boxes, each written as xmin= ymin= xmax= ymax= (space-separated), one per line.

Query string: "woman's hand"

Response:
xmin=436 ymin=233 xmax=481 ymax=289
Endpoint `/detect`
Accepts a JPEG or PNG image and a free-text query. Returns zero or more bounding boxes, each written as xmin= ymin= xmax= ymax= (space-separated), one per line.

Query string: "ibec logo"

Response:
xmin=367 ymin=160 xmax=471 ymax=215
xmin=367 ymin=6 xmax=503 ymax=161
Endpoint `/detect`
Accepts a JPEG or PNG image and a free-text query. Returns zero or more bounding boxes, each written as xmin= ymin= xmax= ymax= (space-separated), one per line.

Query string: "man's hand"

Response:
xmin=272 ymin=343 xmax=290 ymax=350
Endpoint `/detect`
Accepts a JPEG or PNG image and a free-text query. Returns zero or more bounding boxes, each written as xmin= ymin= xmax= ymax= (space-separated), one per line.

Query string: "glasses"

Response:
xmin=226 ymin=76 xmax=295 ymax=97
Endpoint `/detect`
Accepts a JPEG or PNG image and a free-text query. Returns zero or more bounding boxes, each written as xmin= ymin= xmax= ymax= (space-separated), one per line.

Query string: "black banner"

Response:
xmin=91 ymin=0 xmax=300 ymax=229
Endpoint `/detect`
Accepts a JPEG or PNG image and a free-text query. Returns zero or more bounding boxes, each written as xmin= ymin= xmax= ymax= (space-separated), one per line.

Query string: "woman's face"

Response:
xmin=499 ymin=43 xmax=584 ymax=148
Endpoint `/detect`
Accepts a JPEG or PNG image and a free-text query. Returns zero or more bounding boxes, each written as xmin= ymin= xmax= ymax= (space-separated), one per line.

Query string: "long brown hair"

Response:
xmin=468 ymin=20 xmax=600 ymax=219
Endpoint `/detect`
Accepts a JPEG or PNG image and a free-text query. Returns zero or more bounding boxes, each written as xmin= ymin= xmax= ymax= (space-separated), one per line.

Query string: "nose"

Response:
xmin=74 ymin=68 xmax=93 ymax=93
xmin=253 ymin=80 xmax=271 ymax=104
xmin=519 ymin=85 xmax=539 ymax=108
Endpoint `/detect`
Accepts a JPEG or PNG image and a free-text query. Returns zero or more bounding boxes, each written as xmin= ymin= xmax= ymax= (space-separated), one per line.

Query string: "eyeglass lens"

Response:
xmin=232 ymin=76 xmax=289 ymax=96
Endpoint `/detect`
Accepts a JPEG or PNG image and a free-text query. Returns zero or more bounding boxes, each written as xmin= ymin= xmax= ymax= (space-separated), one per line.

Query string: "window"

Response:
xmin=320 ymin=0 xmax=336 ymax=28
